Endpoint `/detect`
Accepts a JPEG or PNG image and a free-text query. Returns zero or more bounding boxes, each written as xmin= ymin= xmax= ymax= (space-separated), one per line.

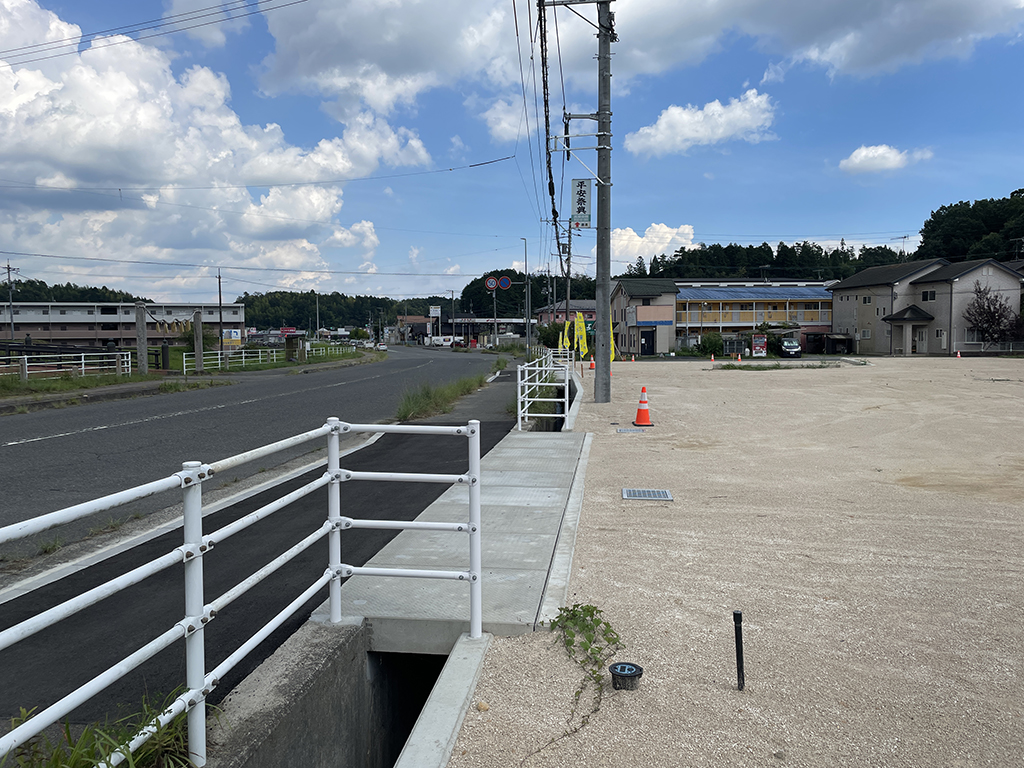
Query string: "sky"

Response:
xmin=1 ymin=0 xmax=1023 ymax=304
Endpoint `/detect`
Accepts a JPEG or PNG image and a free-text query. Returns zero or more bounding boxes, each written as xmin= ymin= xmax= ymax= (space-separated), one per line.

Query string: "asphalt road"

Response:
xmin=0 ymin=357 xmax=517 ymax=728
xmin=0 ymin=346 xmax=500 ymax=555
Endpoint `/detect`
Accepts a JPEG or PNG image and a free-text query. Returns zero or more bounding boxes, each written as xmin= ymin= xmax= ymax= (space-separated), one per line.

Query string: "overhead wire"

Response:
xmin=0 ymin=0 xmax=309 ymax=69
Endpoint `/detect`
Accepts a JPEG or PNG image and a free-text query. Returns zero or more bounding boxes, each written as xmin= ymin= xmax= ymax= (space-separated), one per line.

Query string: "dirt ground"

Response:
xmin=448 ymin=356 xmax=1024 ymax=768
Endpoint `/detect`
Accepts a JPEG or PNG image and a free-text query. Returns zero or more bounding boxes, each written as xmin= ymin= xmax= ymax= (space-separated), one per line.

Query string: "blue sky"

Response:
xmin=1 ymin=0 xmax=1022 ymax=304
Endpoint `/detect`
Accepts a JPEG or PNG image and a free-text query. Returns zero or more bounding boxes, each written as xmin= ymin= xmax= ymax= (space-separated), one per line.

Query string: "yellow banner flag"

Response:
xmin=610 ymin=314 xmax=616 ymax=363
xmin=575 ymin=312 xmax=588 ymax=358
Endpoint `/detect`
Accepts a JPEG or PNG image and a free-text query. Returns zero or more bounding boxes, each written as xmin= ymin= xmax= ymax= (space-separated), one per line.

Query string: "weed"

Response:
xmin=491 ymin=356 xmax=508 ymax=373
xmin=88 ymin=517 xmax=125 ymax=537
xmin=521 ymin=604 xmax=624 ymax=765
xmin=37 ymin=537 xmax=64 ymax=555
xmin=395 ymin=374 xmax=488 ymax=421
xmin=4 ymin=689 xmax=200 ymax=768
xmin=13 ymin=406 xmax=29 ymax=414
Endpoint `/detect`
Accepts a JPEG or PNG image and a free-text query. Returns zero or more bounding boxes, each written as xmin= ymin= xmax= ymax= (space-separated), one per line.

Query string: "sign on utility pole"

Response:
xmin=571 ymin=179 xmax=591 ymax=229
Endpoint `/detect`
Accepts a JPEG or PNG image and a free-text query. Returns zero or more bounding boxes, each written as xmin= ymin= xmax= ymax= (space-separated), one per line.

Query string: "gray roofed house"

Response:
xmin=831 ymin=257 xmax=1023 ymax=356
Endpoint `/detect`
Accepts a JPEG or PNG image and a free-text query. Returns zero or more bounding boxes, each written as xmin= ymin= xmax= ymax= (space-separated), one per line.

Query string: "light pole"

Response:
xmin=521 ymin=238 xmax=531 ymax=357
xmin=448 ymin=290 xmax=456 ymax=340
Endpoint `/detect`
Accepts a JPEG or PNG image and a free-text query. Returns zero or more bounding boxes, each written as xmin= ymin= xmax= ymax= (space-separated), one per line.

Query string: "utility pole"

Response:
xmin=5 ymin=260 xmax=18 ymax=340
xmin=541 ymin=0 xmax=615 ymax=400
xmin=217 ymin=268 xmax=224 ymax=355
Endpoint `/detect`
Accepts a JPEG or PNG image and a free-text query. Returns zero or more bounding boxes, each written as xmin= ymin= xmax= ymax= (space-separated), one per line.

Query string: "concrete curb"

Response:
xmin=536 ymin=431 xmax=592 ymax=627
xmin=393 ymin=633 xmax=493 ymax=768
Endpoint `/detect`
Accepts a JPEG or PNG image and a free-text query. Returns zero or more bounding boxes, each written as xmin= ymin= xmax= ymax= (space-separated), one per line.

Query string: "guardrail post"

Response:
xmin=19 ymin=355 xmax=27 ymax=382
xmin=181 ymin=460 xmax=207 ymax=766
xmin=516 ymin=364 xmax=524 ymax=430
xmin=468 ymin=420 xmax=482 ymax=639
xmin=326 ymin=417 xmax=343 ymax=623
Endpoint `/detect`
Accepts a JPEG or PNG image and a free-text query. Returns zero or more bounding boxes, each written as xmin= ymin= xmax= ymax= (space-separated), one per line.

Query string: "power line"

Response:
xmin=0 ymin=0 xmax=309 ymax=69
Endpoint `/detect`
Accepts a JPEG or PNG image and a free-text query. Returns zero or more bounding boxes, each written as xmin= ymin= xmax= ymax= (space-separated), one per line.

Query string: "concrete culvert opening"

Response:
xmin=372 ymin=652 xmax=448 ymax=768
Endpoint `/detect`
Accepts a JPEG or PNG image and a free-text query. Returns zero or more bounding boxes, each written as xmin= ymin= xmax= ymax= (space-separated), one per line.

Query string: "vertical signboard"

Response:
xmin=571 ymin=179 xmax=591 ymax=229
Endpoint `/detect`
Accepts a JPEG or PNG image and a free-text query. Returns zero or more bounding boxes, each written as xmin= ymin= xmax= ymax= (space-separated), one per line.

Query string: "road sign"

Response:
xmin=485 ymin=277 xmax=498 ymax=290
xmin=429 ymin=305 xmax=441 ymax=317
xmin=497 ymin=276 xmax=512 ymax=290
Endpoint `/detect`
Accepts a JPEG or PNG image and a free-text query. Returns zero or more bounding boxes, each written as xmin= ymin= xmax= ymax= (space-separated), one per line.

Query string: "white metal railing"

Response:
xmin=182 ymin=345 xmax=354 ymax=374
xmin=0 ymin=418 xmax=482 ymax=767
xmin=517 ymin=348 xmax=572 ymax=430
xmin=0 ymin=351 xmax=133 ymax=382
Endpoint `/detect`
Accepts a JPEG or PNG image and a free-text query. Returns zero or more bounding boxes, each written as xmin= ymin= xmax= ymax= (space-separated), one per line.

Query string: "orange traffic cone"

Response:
xmin=631 ymin=354 xmax=635 ymax=362
xmin=711 ymin=353 xmax=715 ymax=362
xmin=632 ymin=386 xmax=654 ymax=427
xmin=956 ymin=350 xmax=961 ymax=358
xmin=738 ymin=353 xmax=742 ymax=362
xmin=589 ymin=355 xmax=595 ymax=370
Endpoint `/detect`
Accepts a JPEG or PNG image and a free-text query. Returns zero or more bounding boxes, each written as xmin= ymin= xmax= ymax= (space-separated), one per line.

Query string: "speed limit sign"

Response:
xmin=485 ymin=276 xmax=498 ymax=290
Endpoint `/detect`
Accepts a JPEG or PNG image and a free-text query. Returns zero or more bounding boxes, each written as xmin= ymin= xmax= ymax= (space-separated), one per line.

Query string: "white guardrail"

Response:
xmin=0 ymin=418 xmax=482 ymax=767
xmin=183 ymin=345 xmax=355 ymax=374
xmin=0 ymin=351 xmax=133 ymax=382
xmin=516 ymin=348 xmax=573 ymax=431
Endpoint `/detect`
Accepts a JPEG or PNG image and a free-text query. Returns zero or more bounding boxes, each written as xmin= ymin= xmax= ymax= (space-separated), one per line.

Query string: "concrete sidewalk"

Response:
xmin=446 ymin=356 xmax=1024 ymax=768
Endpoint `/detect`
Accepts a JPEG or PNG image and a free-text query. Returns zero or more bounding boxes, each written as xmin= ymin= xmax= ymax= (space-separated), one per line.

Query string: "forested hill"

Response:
xmin=10 ymin=279 xmax=148 ymax=303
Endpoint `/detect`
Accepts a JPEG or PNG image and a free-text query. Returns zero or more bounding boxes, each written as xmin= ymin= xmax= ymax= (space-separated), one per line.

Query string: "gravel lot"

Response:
xmin=448 ymin=357 xmax=1024 ymax=768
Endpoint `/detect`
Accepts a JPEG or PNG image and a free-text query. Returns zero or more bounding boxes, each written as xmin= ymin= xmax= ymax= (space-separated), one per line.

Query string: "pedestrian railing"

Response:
xmin=0 ymin=418 xmax=482 ymax=767
xmin=182 ymin=345 xmax=353 ymax=374
xmin=517 ymin=348 xmax=573 ymax=430
xmin=952 ymin=340 xmax=1024 ymax=354
xmin=0 ymin=350 xmax=133 ymax=382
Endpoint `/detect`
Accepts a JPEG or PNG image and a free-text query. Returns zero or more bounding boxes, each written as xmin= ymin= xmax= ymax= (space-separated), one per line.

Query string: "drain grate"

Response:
xmin=616 ymin=428 xmax=645 ymax=433
xmin=622 ymin=488 xmax=673 ymax=501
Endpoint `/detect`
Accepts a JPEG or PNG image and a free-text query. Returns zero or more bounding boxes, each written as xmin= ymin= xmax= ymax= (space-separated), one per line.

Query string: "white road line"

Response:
xmin=2 ymin=361 xmax=434 ymax=448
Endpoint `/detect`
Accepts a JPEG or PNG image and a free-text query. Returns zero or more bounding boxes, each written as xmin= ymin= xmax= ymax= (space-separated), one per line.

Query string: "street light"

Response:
xmin=521 ymin=238 xmax=531 ymax=358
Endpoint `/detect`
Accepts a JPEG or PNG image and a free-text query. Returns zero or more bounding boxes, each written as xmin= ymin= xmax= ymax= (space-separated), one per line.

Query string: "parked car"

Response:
xmin=375 ymin=342 xmax=388 ymax=352
xmin=780 ymin=338 xmax=802 ymax=358
xmin=362 ymin=341 xmax=375 ymax=349
xmin=451 ymin=341 xmax=466 ymax=348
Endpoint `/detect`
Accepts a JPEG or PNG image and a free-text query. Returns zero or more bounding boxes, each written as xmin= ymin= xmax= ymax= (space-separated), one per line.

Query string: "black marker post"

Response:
xmin=733 ymin=610 xmax=745 ymax=691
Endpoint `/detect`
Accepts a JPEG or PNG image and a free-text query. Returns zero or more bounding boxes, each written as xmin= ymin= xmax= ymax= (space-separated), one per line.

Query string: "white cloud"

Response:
xmin=480 ymin=98 xmax=523 ymax=143
xmin=444 ymin=264 xmax=461 ymax=275
xmin=0 ymin=1 xmax=429 ymax=300
xmin=164 ymin=0 xmax=251 ymax=48
xmin=408 ymin=246 xmax=421 ymax=263
xmin=611 ymin=223 xmax=695 ymax=262
xmin=839 ymin=144 xmax=934 ymax=174
xmin=625 ymin=90 xmax=776 ymax=158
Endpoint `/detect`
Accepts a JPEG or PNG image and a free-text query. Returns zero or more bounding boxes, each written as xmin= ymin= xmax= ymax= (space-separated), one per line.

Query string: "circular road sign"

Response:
xmin=485 ymin=276 xmax=498 ymax=290
xmin=497 ymin=275 xmax=512 ymax=290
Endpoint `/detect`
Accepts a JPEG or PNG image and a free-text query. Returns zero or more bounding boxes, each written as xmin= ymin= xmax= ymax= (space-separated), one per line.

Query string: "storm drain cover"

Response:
xmin=617 ymin=428 xmax=645 ymax=433
xmin=622 ymin=488 xmax=673 ymax=501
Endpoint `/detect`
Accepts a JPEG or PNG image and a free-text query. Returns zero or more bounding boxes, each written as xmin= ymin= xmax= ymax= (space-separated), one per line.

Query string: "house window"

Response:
xmin=885 ymin=327 xmax=891 ymax=336
xmin=60 ymin=325 xmax=67 ymax=331
xmin=641 ymin=298 xmax=651 ymax=306
xmin=917 ymin=330 xmax=926 ymax=342
xmin=876 ymin=308 xmax=880 ymax=316
xmin=60 ymin=309 xmax=67 ymax=315
xmin=42 ymin=309 xmax=49 ymax=315
xmin=861 ymin=329 xmax=871 ymax=339
xmin=123 ymin=309 xmax=131 ymax=315
xmin=936 ymin=329 xmax=943 ymax=338
xmin=87 ymin=309 xmax=94 ymax=315
xmin=232 ymin=310 xmax=238 ymax=316
xmin=921 ymin=290 xmax=936 ymax=302
xmin=166 ymin=310 xmax=173 ymax=315
xmin=863 ymin=296 xmax=872 ymax=304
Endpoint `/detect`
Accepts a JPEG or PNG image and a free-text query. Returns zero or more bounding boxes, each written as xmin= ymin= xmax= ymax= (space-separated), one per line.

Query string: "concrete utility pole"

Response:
xmin=594 ymin=0 xmax=614 ymax=403
xmin=522 ymin=238 xmax=531 ymax=357
xmin=6 ymin=260 xmax=18 ymax=340
xmin=135 ymin=302 xmax=148 ymax=374
xmin=542 ymin=0 xmax=615 ymax=401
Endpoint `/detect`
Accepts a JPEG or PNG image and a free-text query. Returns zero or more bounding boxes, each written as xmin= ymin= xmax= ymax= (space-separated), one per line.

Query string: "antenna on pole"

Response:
xmin=890 ymin=235 xmax=910 ymax=259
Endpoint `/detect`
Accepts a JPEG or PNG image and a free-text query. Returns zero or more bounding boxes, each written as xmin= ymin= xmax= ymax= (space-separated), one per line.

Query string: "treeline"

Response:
xmin=10 ymin=278 xmax=148 ymax=303
xmin=235 ymin=291 xmax=449 ymax=330
xmin=620 ymin=188 xmax=1024 ymax=281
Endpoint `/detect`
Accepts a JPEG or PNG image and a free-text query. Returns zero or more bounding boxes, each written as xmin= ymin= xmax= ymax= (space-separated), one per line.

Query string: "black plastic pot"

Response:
xmin=609 ymin=662 xmax=643 ymax=690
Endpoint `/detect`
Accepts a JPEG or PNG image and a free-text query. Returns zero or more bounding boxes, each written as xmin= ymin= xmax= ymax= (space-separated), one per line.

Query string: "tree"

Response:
xmin=963 ymin=280 xmax=1017 ymax=349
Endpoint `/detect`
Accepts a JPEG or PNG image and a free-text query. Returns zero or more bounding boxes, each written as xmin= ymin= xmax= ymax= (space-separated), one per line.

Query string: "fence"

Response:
xmin=953 ymin=340 xmax=1024 ymax=354
xmin=0 ymin=418 xmax=482 ymax=767
xmin=183 ymin=344 xmax=353 ymax=374
xmin=517 ymin=348 xmax=573 ymax=430
xmin=0 ymin=350 xmax=133 ymax=382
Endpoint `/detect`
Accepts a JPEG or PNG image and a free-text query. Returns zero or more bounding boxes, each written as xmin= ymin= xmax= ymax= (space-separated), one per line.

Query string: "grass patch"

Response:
xmin=37 ymin=537 xmax=64 ymax=555
xmin=159 ymin=379 xmax=231 ymax=394
xmin=0 ymin=372 xmax=163 ymax=399
xmin=719 ymin=361 xmax=838 ymax=371
xmin=491 ymin=356 xmax=508 ymax=373
xmin=4 ymin=688 xmax=198 ymax=768
xmin=87 ymin=517 xmax=126 ymax=537
xmin=396 ymin=374 xmax=488 ymax=421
